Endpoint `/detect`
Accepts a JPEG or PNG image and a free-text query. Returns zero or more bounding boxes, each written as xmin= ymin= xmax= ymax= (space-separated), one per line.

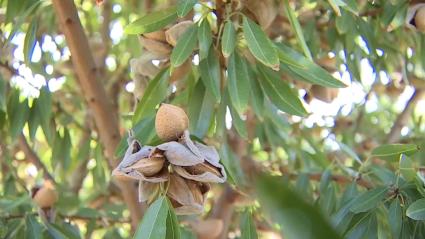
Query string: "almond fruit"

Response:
xmin=415 ymin=6 xmax=425 ymax=32
xmin=32 ymin=182 xmax=58 ymax=209
xmin=155 ymin=104 xmax=189 ymax=141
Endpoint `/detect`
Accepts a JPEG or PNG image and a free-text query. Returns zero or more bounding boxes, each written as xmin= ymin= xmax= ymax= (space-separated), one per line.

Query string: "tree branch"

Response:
xmin=387 ymin=89 xmax=424 ymax=143
xmin=18 ymin=134 xmax=55 ymax=183
xmin=51 ymin=0 xmax=142 ymax=229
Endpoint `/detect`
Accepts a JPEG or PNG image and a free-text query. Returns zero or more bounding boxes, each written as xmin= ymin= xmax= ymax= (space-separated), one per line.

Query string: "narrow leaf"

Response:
xmin=389 ymin=199 xmax=402 ymax=238
xmin=25 ymin=215 xmax=42 ymax=239
xmin=166 ymin=201 xmax=181 ymax=239
xmin=125 ymin=7 xmax=177 ymax=34
xmin=198 ymin=47 xmax=221 ymax=103
xmin=198 ymin=19 xmax=212 ymax=60
xmin=258 ymin=65 xmax=307 ymax=116
xmin=283 ymin=0 xmax=312 ymax=59
xmin=349 ymin=187 xmax=388 ymax=213
xmin=23 ymin=20 xmax=38 ymax=64
xmin=171 ymin=25 xmax=198 ymax=67
xmin=133 ymin=70 xmax=169 ymax=124
xmin=242 ymin=17 xmax=279 ymax=70
xmin=240 ymin=211 xmax=258 ymax=239
xmin=371 ymin=144 xmax=419 ymax=158
xmin=134 ymin=196 xmax=169 ymax=239
xmin=177 ymin=0 xmax=197 ymax=17
xmin=188 ymin=79 xmax=215 ymax=138
xmin=257 ymin=175 xmax=341 ymax=239
xmin=406 ymin=198 xmax=425 ymax=220
xmin=221 ymin=21 xmax=236 ymax=58
xmin=276 ymin=43 xmax=346 ymax=88
xmin=227 ymin=52 xmax=250 ymax=115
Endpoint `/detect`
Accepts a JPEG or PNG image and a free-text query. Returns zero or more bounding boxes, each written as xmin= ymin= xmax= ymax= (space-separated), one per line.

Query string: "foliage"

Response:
xmin=1 ymin=0 xmax=425 ymax=238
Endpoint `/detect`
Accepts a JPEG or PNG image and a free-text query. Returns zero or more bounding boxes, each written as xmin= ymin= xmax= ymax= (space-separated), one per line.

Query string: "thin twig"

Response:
xmin=18 ymin=134 xmax=56 ymax=183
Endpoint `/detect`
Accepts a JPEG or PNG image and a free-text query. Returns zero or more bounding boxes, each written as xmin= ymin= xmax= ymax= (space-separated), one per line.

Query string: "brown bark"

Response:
xmin=51 ymin=0 xmax=141 ymax=228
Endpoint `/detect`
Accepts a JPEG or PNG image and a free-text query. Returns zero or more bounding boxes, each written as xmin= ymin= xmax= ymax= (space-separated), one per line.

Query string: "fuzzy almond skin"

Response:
xmin=416 ymin=7 xmax=425 ymax=32
xmin=33 ymin=187 xmax=58 ymax=209
xmin=155 ymin=104 xmax=189 ymax=141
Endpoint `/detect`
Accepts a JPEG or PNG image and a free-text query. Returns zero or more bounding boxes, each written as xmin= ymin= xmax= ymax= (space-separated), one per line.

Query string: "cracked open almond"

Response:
xmin=128 ymin=157 xmax=166 ymax=177
xmin=311 ymin=85 xmax=339 ymax=103
xmin=155 ymin=104 xmax=189 ymax=141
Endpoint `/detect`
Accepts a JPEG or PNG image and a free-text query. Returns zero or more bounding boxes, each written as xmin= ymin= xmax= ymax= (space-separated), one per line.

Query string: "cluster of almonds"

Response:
xmin=112 ymin=104 xmax=226 ymax=215
xmin=130 ymin=21 xmax=193 ymax=99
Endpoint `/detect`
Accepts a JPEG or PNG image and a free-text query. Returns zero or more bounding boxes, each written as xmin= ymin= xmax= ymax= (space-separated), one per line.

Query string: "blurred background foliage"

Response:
xmin=1 ymin=0 xmax=425 ymax=238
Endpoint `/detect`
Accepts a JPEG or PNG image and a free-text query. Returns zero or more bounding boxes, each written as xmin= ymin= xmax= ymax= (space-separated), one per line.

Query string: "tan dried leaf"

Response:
xmin=156 ymin=141 xmax=203 ymax=166
xmin=165 ymin=21 xmax=194 ymax=46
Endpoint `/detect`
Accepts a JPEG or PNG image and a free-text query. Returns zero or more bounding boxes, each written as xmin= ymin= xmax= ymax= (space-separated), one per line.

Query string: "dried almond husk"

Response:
xmin=194 ymin=141 xmax=220 ymax=165
xmin=179 ymin=130 xmax=204 ymax=159
xmin=316 ymin=56 xmax=337 ymax=72
xmin=143 ymin=30 xmax=167 ymax=42
xmin=244 ymin=0 xmax=277 ymax=29
xmin=406 ymin=4 xmax=425 ymax=32
xmin=165 ymin=21 xmax=194 ymax=46
xmin=130 ymin=56 xmax=159 ymax=78
xmin=170 ymin=59 xmax=192 ymax=82
xmin=167 ymin=174 xmax=206 ymax=214
xmin=32 ymin=181 xmax=58 ymax=209
xmin=138 ymin=36 xmax=172 ymax=57
xmin=128 ymin=157 xmax=166 ymax=177
xmin=310 ymin=85 xmax=339 ymax=103
xmin=189 ymin=219 xmax=224 ymax=239
xmin=173 ymin=161 xmax=226 ymax=183
xmin=156 ymin=141 xmax=203 ymax=166
xmin=138 ymin=181 xmax=161 ymax=204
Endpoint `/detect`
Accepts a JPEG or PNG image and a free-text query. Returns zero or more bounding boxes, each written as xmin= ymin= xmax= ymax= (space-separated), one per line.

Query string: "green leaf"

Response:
xmin=399 ymin=154 xmax=416 ymax=182
xmin=228 ymin=99 xmax=247 ymax=139
xmin=188 ymin=79 xmax=215 ymax=138
xmin=371 ymin=144 xmax=419 ymax=158
xmin=219 ymin=143 xmax=245 ymax=187
xmin=166 ymin=201 xmax=181 ymax=239
xmin=25 ymin=215 xmax=42 ymax=239
xmin=171 ymin=25 xmax=198 ymax=67
xmin=0 ymin=195 xmax=30 ymax=213
xmin=240 ymin=211 xmax=258 ymax=239
xmin=177 ymin=0 xmax=197 ymax=17
xmin=276 ymin=44 xmax=346 ymax=88
xmin=349 ymin=187 xmax=388 ymax=213
xmin=134 ymin=196 xmax=169 ymax=239
xmin=242 ymin=17 xmax=279 ymax=70
xmin=133 ymin=70 xmax=169 ymax=124
xmin=23 ymin=20 xmax=38 ymax=64
xmin=227 ymin=52 xmax=250 ymax=116
xmin=198 ymin=19 xmax=213 ymax=60
xmin=0 ymin=75 xmax=6 ymax=112
xmin=248 ymin=69 xmax=264 ymax=120
xmin=282 ymin=0 xmax=312 ymax=60
xmin=221 ymin=21 xmax=236 ymax=58
xmin=125 ymin=7 xmax=178 ymax=34
xmin=257 ymin=65 xmax=307 ymax=116
xmin=389 ymin=199 xmax=402 ymax=238
xmin=256 ymin=175 xmax=341 ymax=239
xmin=198 ymin=47 xmax=221 ymax=103
xmin=7 ymin=90 xmax=29 ymax=139
xmin=406 ymin=198 xmax=425 ymax=220
xmin=5 ymin=0 xmax=24 ymax=23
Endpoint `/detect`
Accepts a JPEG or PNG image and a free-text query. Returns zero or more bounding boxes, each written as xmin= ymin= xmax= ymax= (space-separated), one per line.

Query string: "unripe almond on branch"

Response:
xmin=170 ymin=59 xmax=191 ymax=82
xmin=415 ymin=6 xmax=425 ymax=32
xmin=32 ymin=181 xmax=58 ymax=209
xmin=155 ymin=104 xmax=189 ymax=141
